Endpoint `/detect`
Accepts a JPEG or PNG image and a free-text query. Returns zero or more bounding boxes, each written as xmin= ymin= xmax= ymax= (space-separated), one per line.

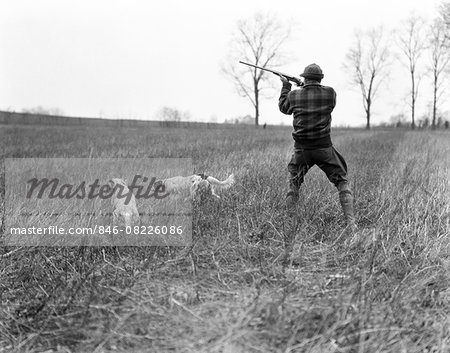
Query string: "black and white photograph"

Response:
xmin=1 ymin=0 xmax=449 ymax=352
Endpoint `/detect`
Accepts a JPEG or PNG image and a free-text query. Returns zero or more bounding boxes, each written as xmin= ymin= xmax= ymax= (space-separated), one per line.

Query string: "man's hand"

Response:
xmin=279 ymin=74 xmax=289 ymax=84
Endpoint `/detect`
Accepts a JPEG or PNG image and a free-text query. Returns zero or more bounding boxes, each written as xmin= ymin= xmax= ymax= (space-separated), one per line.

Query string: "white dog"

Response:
xmin=107 ymin=178 xmax=140 ymax=227
xmin=156 ymin=173 xmax=235 ymax=200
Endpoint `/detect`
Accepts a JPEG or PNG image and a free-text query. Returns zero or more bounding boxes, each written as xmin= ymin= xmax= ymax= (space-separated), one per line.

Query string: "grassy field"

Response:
xmin=0 ymin=123 xmax=449 ymax=352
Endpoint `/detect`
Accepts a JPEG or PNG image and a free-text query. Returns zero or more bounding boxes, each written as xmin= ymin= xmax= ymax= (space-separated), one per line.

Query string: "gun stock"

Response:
xmin=239 ymin=61 xmax=303 ymax=87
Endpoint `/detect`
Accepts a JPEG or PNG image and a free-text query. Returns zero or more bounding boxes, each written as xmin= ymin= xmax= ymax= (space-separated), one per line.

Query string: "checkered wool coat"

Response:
xmin=279 ymin=81 xmax=336 ymax=143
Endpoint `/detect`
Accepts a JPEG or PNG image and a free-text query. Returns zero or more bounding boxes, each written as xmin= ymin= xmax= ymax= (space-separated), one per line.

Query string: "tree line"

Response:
xmin=224 ymin=4 xmax=450 ymax=129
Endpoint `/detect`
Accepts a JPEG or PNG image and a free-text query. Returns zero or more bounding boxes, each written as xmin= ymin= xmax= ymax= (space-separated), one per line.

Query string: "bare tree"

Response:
xmin=222 ymin=13 xmax=292 ymax=126
xmin=155 ymin=106 xmax=190 ymax=122
xmin=343 ymin=27 xmax=391 ymax=129
xmin=396 ymin=15 xmax=427 ymax=129
xmin=440 ymin=1 xmax=450 ymax=38
xmin=428 ymin=17 xmax=450 ymax=129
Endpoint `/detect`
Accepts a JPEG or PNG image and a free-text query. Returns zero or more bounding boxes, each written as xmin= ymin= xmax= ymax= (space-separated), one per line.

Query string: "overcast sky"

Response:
xmin=0 ymin=0 xmax=445 ymax=126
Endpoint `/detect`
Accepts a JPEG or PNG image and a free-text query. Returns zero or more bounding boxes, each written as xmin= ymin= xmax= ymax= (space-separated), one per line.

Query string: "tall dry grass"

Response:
xmin=0 ymin=124 xmax=449 ymax=352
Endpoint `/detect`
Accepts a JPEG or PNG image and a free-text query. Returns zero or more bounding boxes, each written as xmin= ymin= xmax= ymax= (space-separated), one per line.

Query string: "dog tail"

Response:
xmin=206 ymin=174 xmax=235 ymax=190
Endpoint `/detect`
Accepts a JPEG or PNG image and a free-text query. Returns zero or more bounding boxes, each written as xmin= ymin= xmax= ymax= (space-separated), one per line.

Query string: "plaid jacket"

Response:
xmin=279 ymin=82 xmax=336 ymax=145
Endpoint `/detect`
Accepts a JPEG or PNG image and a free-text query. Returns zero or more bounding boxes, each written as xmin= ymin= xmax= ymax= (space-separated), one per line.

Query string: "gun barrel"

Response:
xmin=239 ymin=61 xmax=303 ymax=86
xmin=239 ymin=61 xmax=276 ymax=75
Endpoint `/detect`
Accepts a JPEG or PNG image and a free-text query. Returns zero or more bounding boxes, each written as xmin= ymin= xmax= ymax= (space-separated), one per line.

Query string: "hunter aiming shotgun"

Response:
xmin=239 ymin=61 xmax=304 ymax=87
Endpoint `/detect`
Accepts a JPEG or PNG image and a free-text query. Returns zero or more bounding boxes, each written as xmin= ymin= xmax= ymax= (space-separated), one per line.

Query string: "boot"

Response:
xmin=286 ymin=174 xmax=300 ymax=209
xmin=339 ymin=189 xmax=357 ymax=230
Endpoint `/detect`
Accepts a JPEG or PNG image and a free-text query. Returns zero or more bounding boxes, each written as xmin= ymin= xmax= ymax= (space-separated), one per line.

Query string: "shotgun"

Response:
xmin=239 ymin=61 xmax=303 ymax=87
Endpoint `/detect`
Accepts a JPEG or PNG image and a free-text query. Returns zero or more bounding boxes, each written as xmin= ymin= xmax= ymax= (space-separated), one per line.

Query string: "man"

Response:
xmin=278 ymin=63 xmax=356 ymax=229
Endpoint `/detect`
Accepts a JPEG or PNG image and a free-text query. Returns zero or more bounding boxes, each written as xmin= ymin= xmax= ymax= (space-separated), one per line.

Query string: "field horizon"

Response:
xmin=0 ymin=109 xmax=427 ymax=130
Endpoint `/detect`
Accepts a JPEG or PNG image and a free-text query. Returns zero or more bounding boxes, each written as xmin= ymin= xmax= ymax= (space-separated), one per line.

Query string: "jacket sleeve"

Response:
xmin=278 ymin=82 xmax=293 ymax=115
xmin=331 ymin=88 xmax=337 ymax=110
